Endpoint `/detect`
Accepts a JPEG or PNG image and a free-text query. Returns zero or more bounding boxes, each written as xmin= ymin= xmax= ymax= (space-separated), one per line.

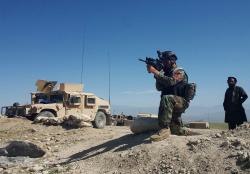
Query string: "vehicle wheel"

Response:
xmin=93 ymin=111 xmax=106 ymax=129
xmin=106 ymin=115 xmax=112 ymax=125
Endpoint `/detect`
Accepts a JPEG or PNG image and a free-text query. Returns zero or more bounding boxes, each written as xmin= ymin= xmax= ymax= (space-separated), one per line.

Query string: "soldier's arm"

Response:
xmin=153 ymin=70 xmax=166 ymax=91
xmin=148 ymin=65 xmax=186 ymax=87
xmin=155 ymin=69 xmax=186 ymax=87
xmin=154 ymin=72 xmax=176 ymax=87
xmin=155 ymin=78 xmax=165 ymax=91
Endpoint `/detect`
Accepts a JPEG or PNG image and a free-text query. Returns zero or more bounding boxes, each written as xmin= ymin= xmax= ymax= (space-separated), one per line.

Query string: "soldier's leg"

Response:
xmin=150 ymin=95 xmax=174 ymax=141
xmin=158 ymin=95 xmax=176 ymax=128
xmin=170 ymin=96 xmax=189 ymax=135
xmin=170 ymin=112 xmax=184 ymax=135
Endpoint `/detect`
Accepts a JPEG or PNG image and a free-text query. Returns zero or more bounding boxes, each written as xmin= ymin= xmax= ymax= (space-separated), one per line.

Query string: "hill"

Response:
xmin=112 ymin=105 xmax=250 ymax=122
xmin=1 ymin=117 xmax=250 ymax=173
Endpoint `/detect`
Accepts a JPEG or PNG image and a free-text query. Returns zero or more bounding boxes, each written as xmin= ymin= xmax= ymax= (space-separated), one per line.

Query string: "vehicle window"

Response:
xmin=50 ymin=95 xmax=64 ymax=103
xmin=70 ymin=96 xmax=81 ymax=104
xmin=35 ymin=94 xmax=48 ymax=104
xmin=87 ymin=97 xmax=95 ymax=104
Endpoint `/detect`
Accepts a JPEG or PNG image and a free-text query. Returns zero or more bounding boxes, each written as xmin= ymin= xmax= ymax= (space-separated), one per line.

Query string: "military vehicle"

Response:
xmin=1 ymin=80 xmax=111 ymax=128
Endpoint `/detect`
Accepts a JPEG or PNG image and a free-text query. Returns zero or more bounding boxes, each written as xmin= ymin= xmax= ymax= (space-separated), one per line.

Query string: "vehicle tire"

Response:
xmin=93 ymin=111 xmax=106 ymax=129
xmin=106 ymin=114 xmax=112 ymax=125
xmin=36 ymin=111 xmax=55 ymax=119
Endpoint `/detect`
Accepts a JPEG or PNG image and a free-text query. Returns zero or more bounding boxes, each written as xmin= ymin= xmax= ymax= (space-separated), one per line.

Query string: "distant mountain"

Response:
xmin=112 ymin=104 xmax=250 ymax=122
xmin=184 ymin=105 xmax=250 ymax=122
xmin=183 ymin=105 xmax=224 ymax=122
xmin=111 ymin=105 xmax=157 ymax=116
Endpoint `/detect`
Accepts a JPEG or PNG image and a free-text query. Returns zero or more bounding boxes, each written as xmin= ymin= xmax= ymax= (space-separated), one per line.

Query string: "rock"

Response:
xmin=27 ymin=128 xmax=37 ymax=133
xmin=53 ymin=149 xmax=59 ymax=152
xmin=172 ymin=157 xmax=177 ymax=161
xmin=225 ymin=166 xmax=232 ymax=170
xmin=231 ymin=168 xmax=239 ymax=174
xmin=221 ymin=141 xmax=230 ymax=147
xmin=202 ymin=137 xmax=211 ymax=141
xmin=34 ymin=117 xmax=62 ymax=126
xmin=5 ymin=141 xmax=45 ymax=158
xmin=237 ymin=151 xmax=250 ymax=163
xmin=55 ymin=166 xmax=64 ymax=172
xmin=187 ymin=139 xmax=201 ymax=146
xmin=130 ymin=116 xmax=160 ymax=134
xmin=0 ymin=163 xmax=8 ymax=169
xmin=0 ymin=148 xmax=8 ymax=156
xmin=235 ymin=146 xmax=242 ymax=150
xmin=215 ymin=133 xmax=222 ymax=138
xmin=237 ymin=151 xmax=244 ymax=156
xmin=3 ymin=170 xmax=12 ymax=174
xmin=0 ymin=168 xmax=3 ymax=172
xmin=63 ymin=115 xmax=92 ymax=128
xmin=179 ymin=168 xmax=186 ymax=173
xmin=190 ymin=168 xmax=197 ymax=173
xmin=29 ymin=165 xmax=44 ymax=172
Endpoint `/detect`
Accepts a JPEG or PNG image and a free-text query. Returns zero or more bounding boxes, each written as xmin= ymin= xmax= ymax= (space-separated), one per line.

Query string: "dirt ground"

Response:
xmin=1 ymin=117 xmax=250 ymax=174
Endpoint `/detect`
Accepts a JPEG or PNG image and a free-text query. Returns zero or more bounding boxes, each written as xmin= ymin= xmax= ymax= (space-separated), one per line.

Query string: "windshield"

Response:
xmin=50 ymin=94 xmax=64 ymax=103
xmin=34 ymin=93 xmax=64 ymax=104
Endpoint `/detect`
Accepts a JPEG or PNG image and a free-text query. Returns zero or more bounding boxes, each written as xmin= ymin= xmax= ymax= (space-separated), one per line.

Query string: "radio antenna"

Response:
xmin=107 ymin=50 xmax=111 ymax=105
xmin=80 ymin=32 xmax=85 ymax=84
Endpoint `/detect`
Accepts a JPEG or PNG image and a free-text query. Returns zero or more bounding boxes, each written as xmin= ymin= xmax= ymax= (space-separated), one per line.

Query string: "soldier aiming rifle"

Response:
xmin=140 ymin=50 xmax=197 ymax=141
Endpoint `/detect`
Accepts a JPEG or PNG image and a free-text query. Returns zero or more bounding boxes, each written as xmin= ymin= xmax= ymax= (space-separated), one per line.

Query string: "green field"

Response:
xmin=209 ymin=122 xmax=228 ymax=130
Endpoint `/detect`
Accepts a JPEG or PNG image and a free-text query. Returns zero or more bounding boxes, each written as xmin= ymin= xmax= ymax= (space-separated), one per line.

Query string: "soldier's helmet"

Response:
xmin=159 ymin=50 xmax=178 ymax=61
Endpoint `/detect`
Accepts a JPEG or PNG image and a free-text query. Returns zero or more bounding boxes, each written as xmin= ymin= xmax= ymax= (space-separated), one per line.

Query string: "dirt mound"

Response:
xmin=1 ymin=117 xmax=250 ymax=174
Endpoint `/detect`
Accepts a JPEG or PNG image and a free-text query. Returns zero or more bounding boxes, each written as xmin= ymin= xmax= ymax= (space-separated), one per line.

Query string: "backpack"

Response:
xmin=172 ymin=68 xmax=196 ymax=101
xmin=184 ymin=83 xmax=196 ymax=101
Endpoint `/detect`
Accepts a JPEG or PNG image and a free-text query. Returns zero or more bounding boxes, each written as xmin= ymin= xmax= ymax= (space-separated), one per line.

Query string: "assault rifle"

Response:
xmin=138 ymin=57 xmax=163 ymax=71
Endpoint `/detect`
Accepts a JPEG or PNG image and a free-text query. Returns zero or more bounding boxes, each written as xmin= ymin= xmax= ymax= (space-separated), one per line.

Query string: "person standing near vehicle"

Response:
xmin=223 ymin=77 xmax=248 ymax=130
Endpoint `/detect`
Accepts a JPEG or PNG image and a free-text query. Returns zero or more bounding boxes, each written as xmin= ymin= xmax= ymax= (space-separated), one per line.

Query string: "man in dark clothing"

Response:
xmin=223 ymin=77 xmax=248 ymax=130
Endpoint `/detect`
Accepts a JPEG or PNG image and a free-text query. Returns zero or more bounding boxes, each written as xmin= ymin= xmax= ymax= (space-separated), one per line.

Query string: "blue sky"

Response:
xmin=0 ymin=0 xmax=250 ymax=114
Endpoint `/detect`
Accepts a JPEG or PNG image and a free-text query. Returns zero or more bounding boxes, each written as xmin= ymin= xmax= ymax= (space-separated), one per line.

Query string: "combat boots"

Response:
xmin=150 ymin=128 xmax=171 ymax=142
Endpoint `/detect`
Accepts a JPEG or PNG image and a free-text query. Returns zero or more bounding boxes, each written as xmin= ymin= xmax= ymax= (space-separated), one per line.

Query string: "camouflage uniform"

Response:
xmin=155 ymin=67 xmax=189 ymax=135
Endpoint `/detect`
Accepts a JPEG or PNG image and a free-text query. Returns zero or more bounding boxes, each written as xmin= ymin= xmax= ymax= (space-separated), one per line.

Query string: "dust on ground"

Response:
xmin=0 ymin=116 xmax=250 ymax=174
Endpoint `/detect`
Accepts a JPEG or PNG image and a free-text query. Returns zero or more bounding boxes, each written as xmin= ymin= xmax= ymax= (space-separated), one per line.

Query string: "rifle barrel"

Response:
xmin=138 ymin=59 xmax=146 ymax=63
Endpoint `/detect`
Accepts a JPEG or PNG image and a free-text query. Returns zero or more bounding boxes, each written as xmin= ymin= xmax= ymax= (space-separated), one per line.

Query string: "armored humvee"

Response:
xmin=1 ymin=80 xmax=111 ymax=128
